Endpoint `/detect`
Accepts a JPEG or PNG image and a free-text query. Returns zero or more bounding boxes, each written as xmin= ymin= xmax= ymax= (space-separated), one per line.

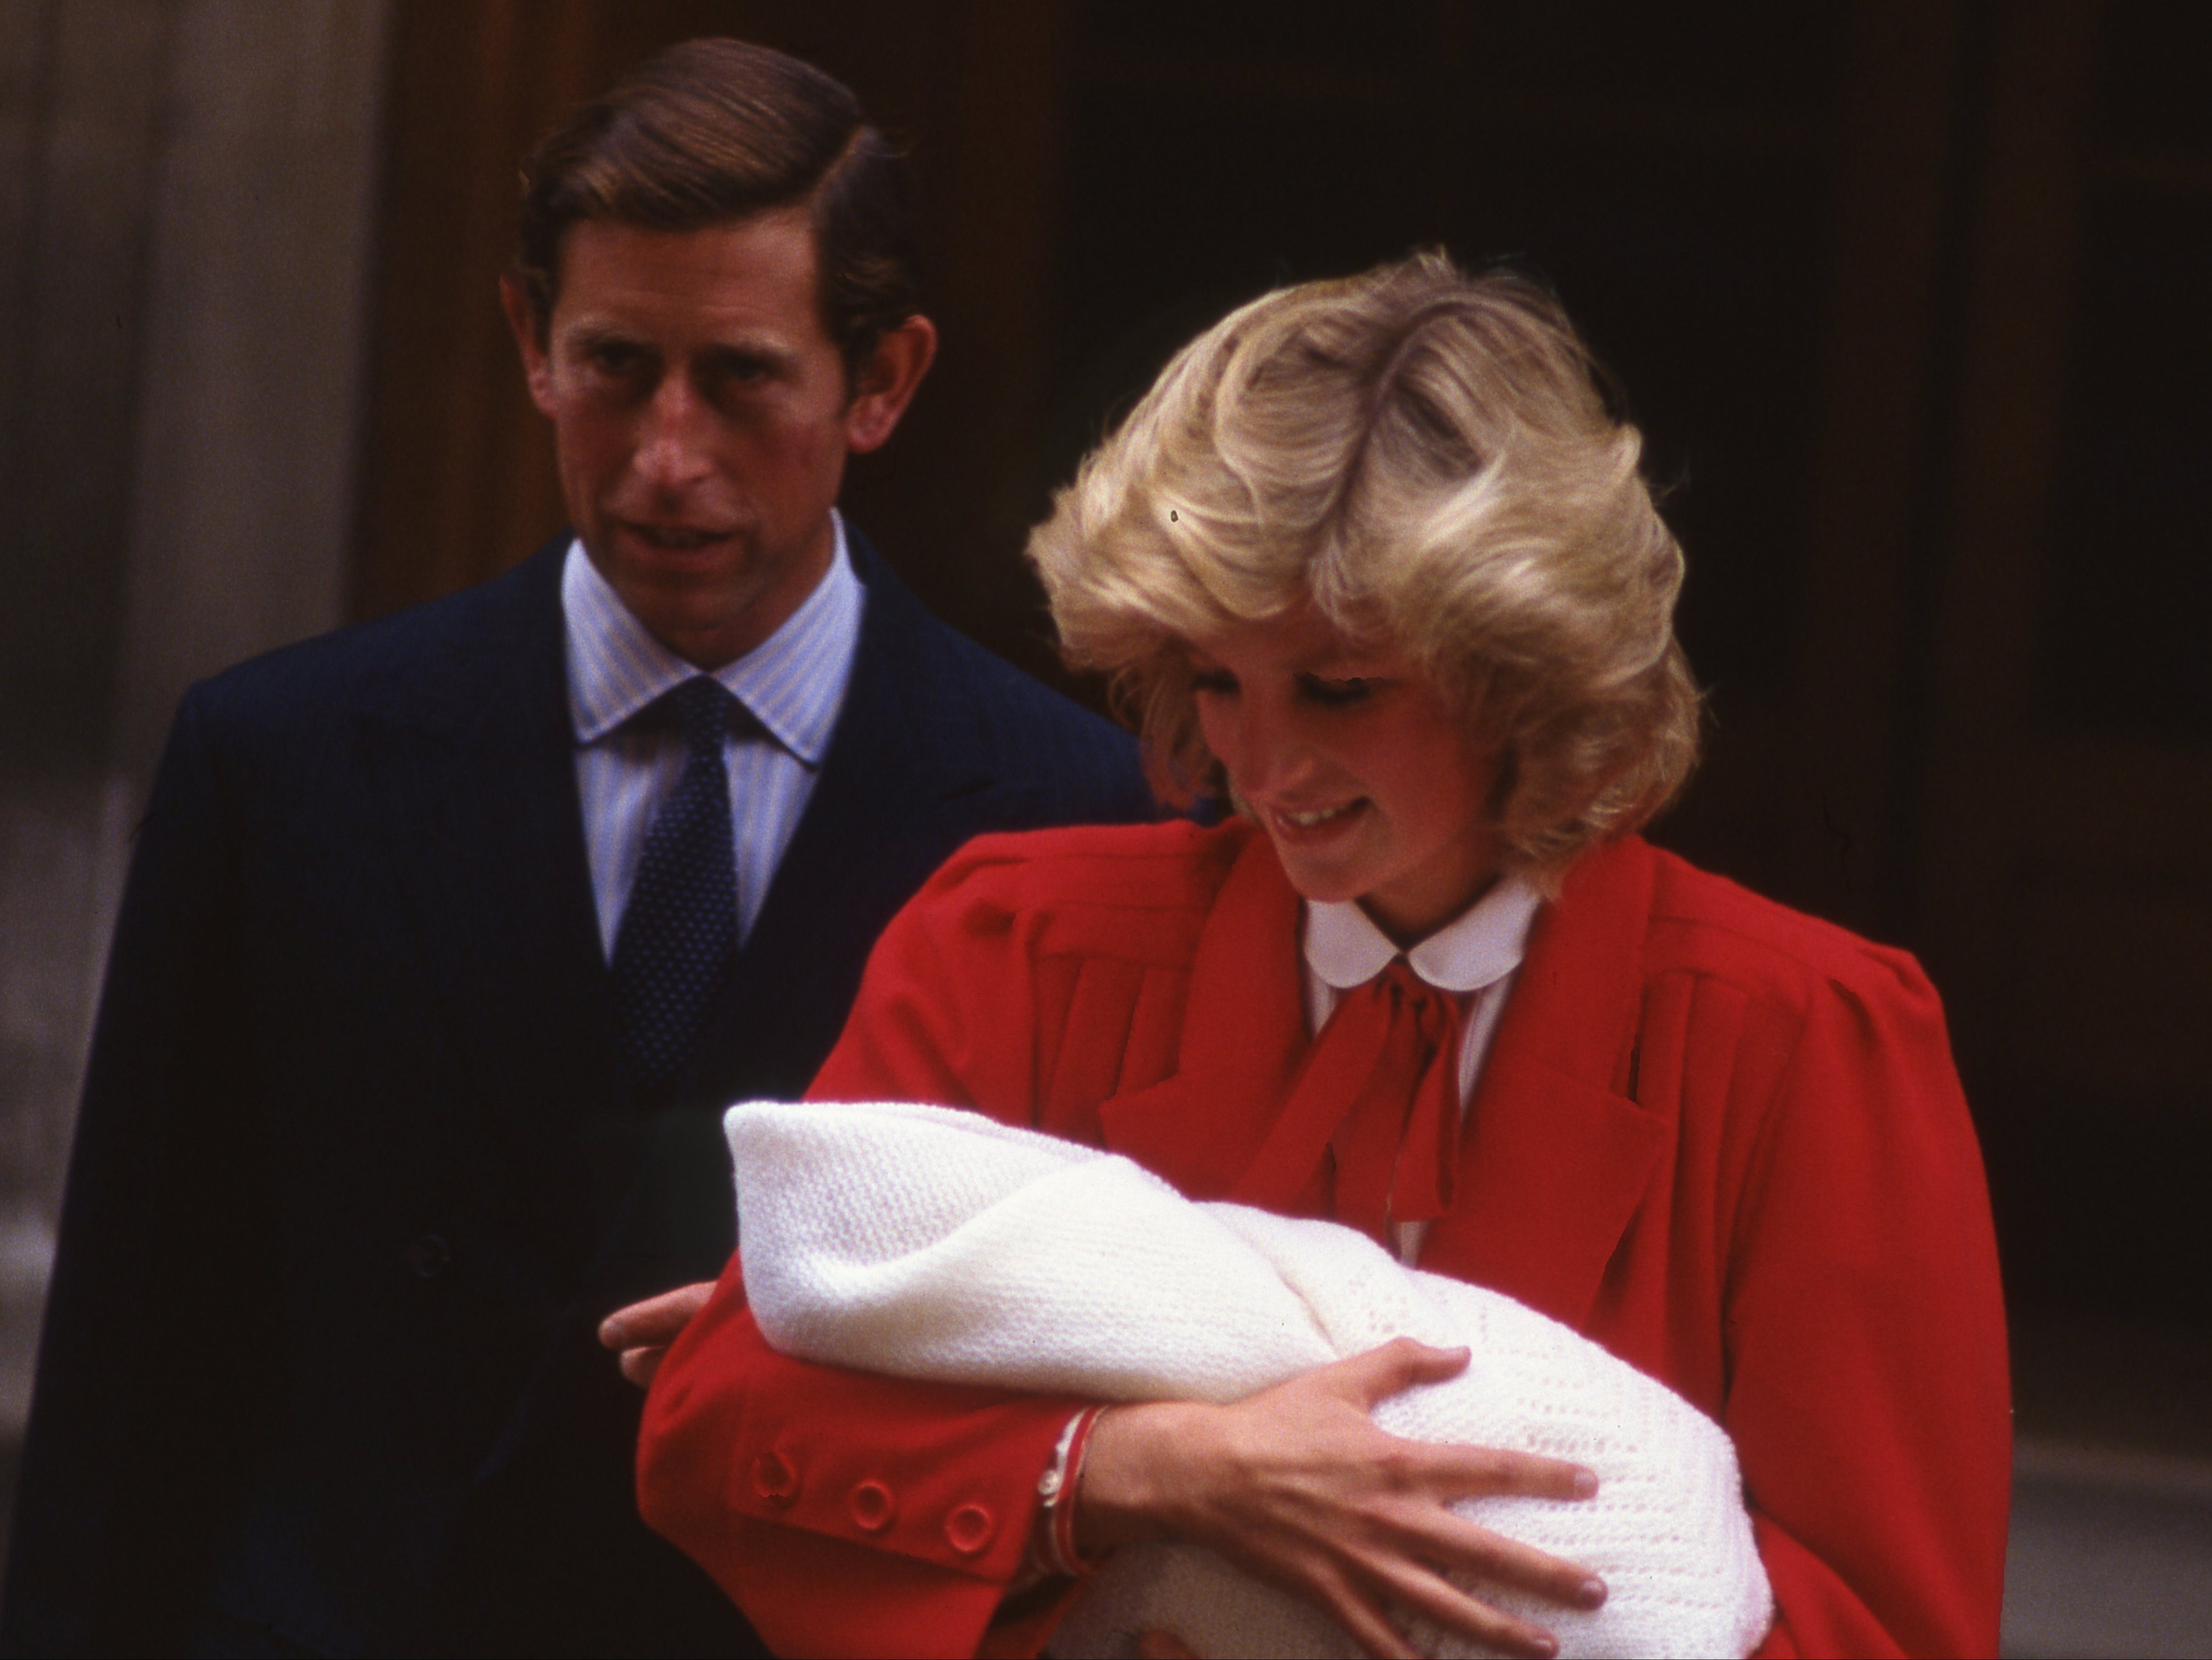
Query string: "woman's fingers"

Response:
xmin=1362 ymin=1441 xmax=1605 ymax=1615
xmin=1294 ymin=1510 xmax=1582 ymax=1660
xmin=1335 ymin=1343 xmax=1601 ymax=1507
xmin=1297 ymin=1548 xmax=1558 ymax=1660
xmin=1427 ymin=1440 xmax=1600 ymax=1504
xmin=1331 ymin=1340 xmax=1598 ymax=1502
xmin=1353 ymin=1544 xmax=1561 ymax=1659
xmin=1320 ymin=1343 xmax=1602 ymax=1510
xmin=1456 ymin=1528 xmax=1606 ymax=1613
xmin=1287 ymin=1558 xmax=1424 ymax=1660
xmin=598 ymin=1279 xmax=716 ymax=1353
xmin=1337 ymin=1596 xmax=1424 ymax=1660
xmin=1331 ymin=1336 xmax=1473 ymax=1410
xmin=1287 ymin=1346 xmax=1606 ymax=1655
xmin=603 ymin=1280 xmax=721 ymax=1390
xmin=1371 ymin=1493 xmax=1606 ymax=1610
xmin=1083 ymin=1346 xmax=1607 ymax=1658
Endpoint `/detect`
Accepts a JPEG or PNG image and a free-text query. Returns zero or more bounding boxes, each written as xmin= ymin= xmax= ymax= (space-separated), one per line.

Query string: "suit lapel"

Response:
xmin=354 ymin=547 xmax=628 ymax=1243
xmin=1095 ymin=826 xmax=1312 ymax=1198
xmin=1418 ymin=836 xmax=1667 ymax=1329
xmin=502 ymin=536 xmax=1047 ymax=1475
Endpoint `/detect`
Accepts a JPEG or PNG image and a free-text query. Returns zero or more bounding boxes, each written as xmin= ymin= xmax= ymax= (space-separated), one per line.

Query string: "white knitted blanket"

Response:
xmin=725 ymin=1100 xmax=1772 ymax=1660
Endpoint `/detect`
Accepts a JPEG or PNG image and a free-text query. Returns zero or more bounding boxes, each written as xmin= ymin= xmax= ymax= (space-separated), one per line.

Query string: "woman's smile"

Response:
xmin=1269 ymin=799 xmax=1364 ymax=833
xmin=1189 ymin=606 xmax=1506 ymax=946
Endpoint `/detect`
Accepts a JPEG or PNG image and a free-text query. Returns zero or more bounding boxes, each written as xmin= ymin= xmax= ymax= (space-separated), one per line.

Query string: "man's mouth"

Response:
xmin=622 ymin=522 xmax=731 ymax=551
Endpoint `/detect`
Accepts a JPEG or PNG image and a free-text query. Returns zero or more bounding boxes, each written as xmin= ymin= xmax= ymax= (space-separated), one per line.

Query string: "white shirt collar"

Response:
xmin=562 ymin=511 xmax=860 ymax=765
xmin=1302 ymin=870 xmax=1544 ymax=994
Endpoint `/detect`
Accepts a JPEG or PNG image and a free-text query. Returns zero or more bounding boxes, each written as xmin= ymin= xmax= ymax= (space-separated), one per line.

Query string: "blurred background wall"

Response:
xmin=0 ymin=0 xmax=388 ymax=1434
xmin=2 ymin=1 xmax=2207 ymax=1652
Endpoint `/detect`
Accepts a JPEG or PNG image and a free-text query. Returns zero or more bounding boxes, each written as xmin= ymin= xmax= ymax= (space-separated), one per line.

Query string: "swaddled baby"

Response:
xmin=725 ymin=1099 xmax=1774 ymax=1660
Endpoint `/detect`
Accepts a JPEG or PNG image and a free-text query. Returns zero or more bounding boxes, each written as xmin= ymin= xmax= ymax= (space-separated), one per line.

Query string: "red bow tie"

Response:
xmin=1234 ymin=958 xmax=1464 ymax=1245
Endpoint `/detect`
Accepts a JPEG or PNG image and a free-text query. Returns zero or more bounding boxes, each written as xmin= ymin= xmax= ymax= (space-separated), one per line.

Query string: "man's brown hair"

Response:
xmin=514 ymin=38 xmax=920 ymax=376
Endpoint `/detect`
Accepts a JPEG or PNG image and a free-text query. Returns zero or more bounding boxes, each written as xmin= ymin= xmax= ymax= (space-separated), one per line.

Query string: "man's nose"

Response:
xmin=632 ymin=378 xmax=715 ymax=491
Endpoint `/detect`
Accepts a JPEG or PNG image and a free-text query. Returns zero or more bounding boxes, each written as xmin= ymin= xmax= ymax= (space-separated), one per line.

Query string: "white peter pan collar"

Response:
xmin=1302 ymin=870 xmax=1544 ymax=994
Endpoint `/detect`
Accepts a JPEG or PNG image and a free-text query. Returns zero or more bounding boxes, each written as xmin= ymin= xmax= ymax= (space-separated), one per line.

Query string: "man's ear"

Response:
xmin=500 ymin=274 xmax=559 ymax=416
xmin=843 ymin=315 xmax=938 ymax=455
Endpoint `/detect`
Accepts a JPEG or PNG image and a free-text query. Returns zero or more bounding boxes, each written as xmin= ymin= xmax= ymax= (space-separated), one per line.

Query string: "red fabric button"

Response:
xmin=751 ymin=1450 xmax=798 ymax=1506
xmin=943 ymin=1501 xmax=995 ymax=1556
xmin=848 ymin=1478 xmax=896 ymax=1532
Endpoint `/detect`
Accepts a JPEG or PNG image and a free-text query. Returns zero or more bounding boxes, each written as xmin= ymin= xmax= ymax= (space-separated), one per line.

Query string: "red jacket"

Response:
xmin=640 ymin=821 xmax=2010 ymax=1658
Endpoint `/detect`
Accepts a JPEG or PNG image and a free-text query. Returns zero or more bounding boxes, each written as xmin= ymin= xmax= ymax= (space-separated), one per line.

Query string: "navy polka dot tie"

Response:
xmin=611 ymin=677 xmax=744 ymax=1095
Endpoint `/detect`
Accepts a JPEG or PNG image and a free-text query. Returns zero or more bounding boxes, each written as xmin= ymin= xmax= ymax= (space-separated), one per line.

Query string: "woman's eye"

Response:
xmin=1301 ymin=676 xmax=1375 ymax=708
xmin=1190 ymin=669 xmax=1238 ymax=696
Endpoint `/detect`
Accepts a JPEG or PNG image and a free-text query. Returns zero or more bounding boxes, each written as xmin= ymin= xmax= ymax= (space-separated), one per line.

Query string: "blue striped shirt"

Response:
xmin=562 ymin=515 xmax=865 ymax=956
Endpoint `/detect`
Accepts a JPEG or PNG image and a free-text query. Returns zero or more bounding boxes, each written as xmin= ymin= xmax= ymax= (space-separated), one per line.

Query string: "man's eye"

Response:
xmin=1190 ymin=669 xmax=1238 ymax=696
xmin=1300 ymin=676 xmax=1375 ymax=708
xmin=586 ymin=344 xmax=646 ymax=376
xmin=707 ymin=355 xmax=775 ymax=394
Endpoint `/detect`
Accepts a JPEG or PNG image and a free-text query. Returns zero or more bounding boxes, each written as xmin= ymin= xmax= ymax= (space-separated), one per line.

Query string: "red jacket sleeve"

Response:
xmin=639 ymin=849 xmax=1084 ymax=1659
xmin=1727 ymin=951 xmax=2011 ymax=1657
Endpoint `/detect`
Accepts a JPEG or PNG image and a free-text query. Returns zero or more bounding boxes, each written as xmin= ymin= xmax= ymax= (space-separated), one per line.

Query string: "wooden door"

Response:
xmin=1910 ymin=0 xmax=2212 ymax=1317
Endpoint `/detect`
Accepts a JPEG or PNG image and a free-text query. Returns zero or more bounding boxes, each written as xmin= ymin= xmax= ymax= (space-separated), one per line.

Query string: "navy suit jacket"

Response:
xmin=0 ymin=531 xmax=1152 ymax=1657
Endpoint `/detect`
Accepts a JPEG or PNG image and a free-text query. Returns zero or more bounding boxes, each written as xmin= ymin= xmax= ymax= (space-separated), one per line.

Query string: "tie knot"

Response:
xmin=1374 ymin=955 xmax=1438 ymax=1001
xmin=661 ymin=677 xmax=741 ymax=758
xmin=1363 ymin=957 xmax=1458 ymax=1042
xmin=1235 ymin=949 xmax=1467 ymax=1240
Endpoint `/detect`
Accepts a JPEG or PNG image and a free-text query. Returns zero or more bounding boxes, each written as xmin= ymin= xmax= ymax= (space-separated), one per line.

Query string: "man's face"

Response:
xmin=505 ymin=210 xmax=931 ymax=668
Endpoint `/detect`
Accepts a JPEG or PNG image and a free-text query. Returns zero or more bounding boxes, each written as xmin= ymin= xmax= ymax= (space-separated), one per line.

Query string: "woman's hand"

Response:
xmin=598 ymin=1280 xmax=718 ymax=1386
xmin=1076 ymin=1338 xmax=1605 ymax=1660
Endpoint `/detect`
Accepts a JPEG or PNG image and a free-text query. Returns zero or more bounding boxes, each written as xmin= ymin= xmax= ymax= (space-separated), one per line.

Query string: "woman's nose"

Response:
xmin=1225 ymin=699 xmax=1319 ymax=797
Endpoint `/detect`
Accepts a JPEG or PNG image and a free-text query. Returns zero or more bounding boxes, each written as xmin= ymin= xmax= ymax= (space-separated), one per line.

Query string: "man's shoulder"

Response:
xmin=186 ymin=546 xmax=562 ymax=741
xmin=846 ymin=532 xmax=1147 ymax=814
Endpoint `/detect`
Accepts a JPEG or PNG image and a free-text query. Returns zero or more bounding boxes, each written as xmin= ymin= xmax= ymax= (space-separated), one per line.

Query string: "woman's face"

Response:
xmin=1189 ymin=607 xmax=1504 ymax=946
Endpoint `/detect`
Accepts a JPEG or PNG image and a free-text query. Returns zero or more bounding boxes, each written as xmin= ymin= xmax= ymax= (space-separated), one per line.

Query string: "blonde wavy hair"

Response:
xmin=1027 ymin=251 xmax=1701 ymax=884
